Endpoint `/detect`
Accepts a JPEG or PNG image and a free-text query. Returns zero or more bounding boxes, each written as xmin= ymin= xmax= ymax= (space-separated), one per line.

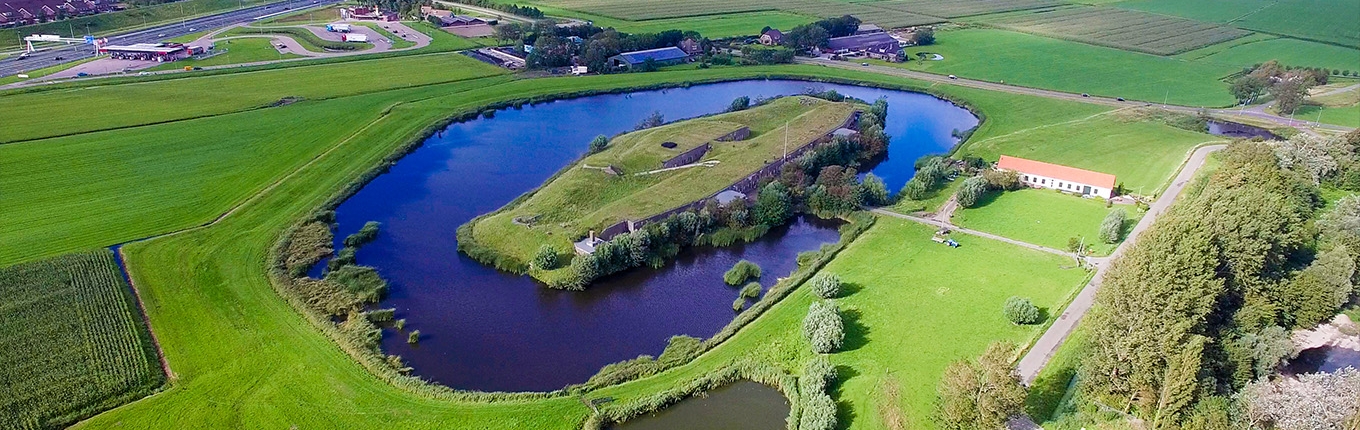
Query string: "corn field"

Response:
xmin=536 ymin=0 xmax=943 ymax=28
xmin=0 ymin=251 xmax=164 ymax=430
xmin=865 ymin=0 xmax=1064 ymax=19
xmin=981 ymin=6 xmax=1251 ymax=55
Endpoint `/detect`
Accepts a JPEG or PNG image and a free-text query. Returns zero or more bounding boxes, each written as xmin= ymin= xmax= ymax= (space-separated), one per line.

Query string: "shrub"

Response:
xmin=901 ymin=178 xmax=930 ymax=200
xmin=800 ymin=391 xmax=838 ymax=430
xmin=324 ymin=265 xmax=387 ymax=303
xmin=856 ymin=173 xmax=890 ymax=206
xmin=723 ymin=260 xmax=761 ymax=286
xmin=732 ymin=297 xmax=747 ymax=312
xmin=588 ymin=135 xmax=609 ymax=154
xmin=343 ymin=221 xmax=382 ymax=248
xmin=740 ymin=282 xmax=762 ymax=299
xmin=1003 ymin=296 xmax=1040 ymax=325
xmin=810 ymin=272 xmax=841 ymax=299
xmin=394 ymin=318 xmax=406 ymax=331
xmin=803 ymin=300 xmax=844 ymax=353
xmin=1099 ymin=209 xmax=1127 ymax=244
xmin=801 ymin=355 xmax=836 ymax=394
xmin=797 ymin=250 xmax=821 ymax=267
xmin=753 ymin=182 xmax=792 ymax=227
xmin=407 ymin=330 xmax=420 ymax=344
xmin=532 ymin=245 xmax=559 ymax=270
xmin=956 ymin=175 xmax=991 ymax=208
xmin=657 ymin=335 xmax=703 ymax=367
xmin=728 ymin=96 xmax=751 ymax=112
xmin=981 ymin=169 xmax=1022 ymax=191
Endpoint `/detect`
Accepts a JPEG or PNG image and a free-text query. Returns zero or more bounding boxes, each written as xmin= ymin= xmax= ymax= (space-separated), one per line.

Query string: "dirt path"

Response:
xmin=869 ymin=208 xmax=1072 ymax=258
xmin=1013 ymin=144 xmax=1227 ymax=385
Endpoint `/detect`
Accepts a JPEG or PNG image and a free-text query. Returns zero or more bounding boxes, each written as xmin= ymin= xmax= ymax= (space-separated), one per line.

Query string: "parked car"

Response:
xmin=948 ymin=74 xmax=957 ymax=79
xmin=1116 ymin=97 xmax=1126 ymax=101
xmin=1081 ymin=93 xmax=1089 ymax=97
xmin=861 ymin=62 xmax=868 ymax=66
xmin=53 ymin=56 xmax=64 ymax=60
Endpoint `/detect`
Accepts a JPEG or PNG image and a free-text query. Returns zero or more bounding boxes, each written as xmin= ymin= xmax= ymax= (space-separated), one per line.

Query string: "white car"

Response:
xmin=948 ymin=74 xmax=957 ymax=79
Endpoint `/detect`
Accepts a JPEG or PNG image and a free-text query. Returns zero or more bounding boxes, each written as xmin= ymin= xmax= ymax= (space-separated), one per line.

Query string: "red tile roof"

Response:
xmin=997 ymin=155 xmax=1116 ymax=189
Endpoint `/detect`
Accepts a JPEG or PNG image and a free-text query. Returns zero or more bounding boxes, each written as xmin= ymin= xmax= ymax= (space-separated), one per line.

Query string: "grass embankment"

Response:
xmin=0 ymin=0 xmax=276 ymax=50
xmin=953 ymin=188 xmax=1141 ymax=256
xmin=2 ymin=63 xmax=1208 ymax=427
xmin=0 ymin=250 xmax=164 ymax=429
xmin=147 ymin=37 xmax=304 ymax=71
xmin=223 ymin=25 xmax=374 ymax=52
xmin=470 ymin=96 xmax=858 ymax=282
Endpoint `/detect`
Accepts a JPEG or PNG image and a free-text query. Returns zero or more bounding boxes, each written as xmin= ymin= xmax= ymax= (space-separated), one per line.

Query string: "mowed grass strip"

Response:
xmin=952 ymin=188 xmax=1139 ymax=256
xmin=0 ymin=52 xmax=506 ymax=144
xmin=0 ymin=250 xmax=163 ymax=430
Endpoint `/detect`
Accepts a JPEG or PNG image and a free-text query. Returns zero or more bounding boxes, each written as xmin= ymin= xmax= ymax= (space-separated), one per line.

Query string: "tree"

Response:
xmin=783 ymin=23 xmax=830 ymax=51
xmin=739 ymin=44 xmax=795 ymax=64
xmin=803 ymin=300 xmax=844 ymax=353
xmin=1003 ymin=296 xmax=1040 ymax=325
xmin=1282 ymin=245 xmax=1355 ymax=327
xmin=1320 ymin=195 xmax=1360 ymax=241
xmin=1099 ymin=209 xmax=1127 ymax=244
xmin=532 ymin=245 xmax=558 ymax=270
xmin=901 ymin=178 xmax=930 ymax=200
xmin=1241 ymin=367 xmax=1360 ymax=430
xmin=1273 ymin=133 xmax=1342 ymax=185
xmin=935 ymin=342 xmax=1027 ymax=430
xmin=495 ymin=22 xmax=525 ymax=45
xmin=802 ymin=355 xmax=837 ymax=394
xmin=728 ymin=96 xmax=751 ymax=112
xmin=956 ymin=175 xmax=990 ymax=208
xmin=800 ymin=391 xmax=838 ymax=430
xmin=856 ymin=173 xmax=890 ymax=206
xmin=810 ymin=272 xmax=841 ymax=299
xmin=1231 ymin=75 xmax=1270 ymax=103
xmin=587 ymin=134 xmax=609 ymax=154
xmin=1152 ymin=335 xmax=1205 ymax=429
xmin=981 ymin=169 xmax=1022 ymax=190
xmin=814 ymin=15 xmax=860 ymax=37
xmin=753 ymin=181 xmax=793 ymax=226
xmin=1271 ymin=77 xmax=1308 ymax=114
xmin=913 ymin=27 xmax=935 ymax=45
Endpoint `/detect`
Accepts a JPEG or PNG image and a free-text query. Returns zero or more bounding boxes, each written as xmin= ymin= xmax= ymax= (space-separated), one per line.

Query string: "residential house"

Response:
xmin=759 ymin=29 xmax=782 ymax=46
xmin=996 ymin=155 xmax=1117 ymax=199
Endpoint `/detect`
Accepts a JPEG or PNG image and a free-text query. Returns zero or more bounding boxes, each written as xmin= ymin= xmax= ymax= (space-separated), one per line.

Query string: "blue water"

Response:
xmin=326 ymin=79 xmax=978 ymax=392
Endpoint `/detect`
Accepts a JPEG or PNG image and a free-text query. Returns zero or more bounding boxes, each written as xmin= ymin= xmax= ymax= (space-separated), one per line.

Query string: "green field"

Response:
xmin=976 ymin=6 xmax=1251 ymax=55
xmin=957 ymin=108 xmax=1219 ymax=195
xmin=953 ymin=188 xmax=1139 ymax=255
xmin=0 ymin=0 xmax=276 ymax=50
xmin=527 ymin=5 xmax=816 ymax=39
xmin=881 ymin=28 xmax=1242 ymax=106
xmin=470 ymin=96 xmax=857 ymax=280
xmin=1117 ymin=0 xmax=1360 ymax=48
xmin=863 ymin=0 xmax=1065 ymax=18
xmin=147 ymin=37 xmax=303 ymax=71
xmin=1176 ymin=35 xmax=1360 ymax=72
xmin=223 ymin=25 xmax=373 ymax=53
xmin=523 ymin=0 xmax=943 ymax=28
xmin=0 ymin=62 xmax=1237 ymax=427
xmin=0 ymin=250 xmax=164 ymax=430
xmin=1295 ymin=103 xmax=1360 ymax=128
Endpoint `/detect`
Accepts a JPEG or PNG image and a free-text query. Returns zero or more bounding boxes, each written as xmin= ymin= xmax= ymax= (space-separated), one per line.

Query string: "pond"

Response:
xmin=325 ymin=79 xmax=979 ymax=392
xmin=1207 ymin=120 xmax=1279 ymax=140
xmin=612 ymin=380 xmax=790 ymax=430
xmin=1282 ymin=346 xmax=1360 ymax=376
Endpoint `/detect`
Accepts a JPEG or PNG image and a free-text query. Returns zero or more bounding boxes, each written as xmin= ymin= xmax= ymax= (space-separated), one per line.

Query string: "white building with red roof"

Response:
xmin=997 ymin=155 xmax=1116 ymax=199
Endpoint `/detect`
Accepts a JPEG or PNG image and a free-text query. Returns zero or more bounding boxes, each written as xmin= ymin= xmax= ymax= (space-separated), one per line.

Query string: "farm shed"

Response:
xmin=997 ymin=155 xmax=1116 ymax=199
xmin=826 ymin=32 xmax=904 ymax=61
xmin=607 ymin=47 xmax=691 ymax=70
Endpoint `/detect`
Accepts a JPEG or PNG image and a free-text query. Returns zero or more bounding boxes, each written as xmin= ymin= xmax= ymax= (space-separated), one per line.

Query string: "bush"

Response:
xmin=956 ymin=175 xmax=991 ymax=208
xmin=532 ymin=245 xmax=559 ymax=270
xmin=800 ymin=391 xmax=838 ymax=430
xmin=981 ymin=169 xmax=1022 ymax=191
xmin=407 ymin=330 xmax=421 ymax=344
xmin=1099 ymin=209 xmax=1127 ymax=244
xmin=732 ymin=297 xmax=747 ymax=312
xmin=901 ymin=178 xmax=930 ymax=200
xmin=728 ymin=96 xmax=751 ymax=112
xmin=394 ymin=318 xmax=406 ymax=331
xmin=856 ymin=173 xmax=890 ymax=206
xmin=739 ymin=44 xmax=795 ymax=64
xmin=801 ymin=355 xmax=837 ymax=394
xmin=343 ymin=221 xmax=381 ymax=248
xmin=810 ymin=272 xmax=841 ymax=299
xmin=753 ymin=182 xmax=792 ymax=227
xmin=739 ymin=282 xmax=763 ymax=299
xmin=1003 ymin=296 xmax=1040 ymax=325
xmin=803 ymin=300 xmax=844 ymax=353
xmin=588 ymin=135 xmax=609 ymax=154
xmin=324 ymin=265 xmax=387 ymax=303
xmin=658 ymin=335 xmax=703 ymax=367
xmin=723 ymin=260 xmax=761 ymax=286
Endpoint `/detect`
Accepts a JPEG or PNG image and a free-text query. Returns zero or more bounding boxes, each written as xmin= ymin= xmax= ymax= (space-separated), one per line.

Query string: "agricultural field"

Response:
xmin=1117 ymin=0 xmax=1360 ymax=48
xmin=883 ymin=28 xmax=1242 ymax=106
xmin=147 ymin=38 xmax=303 ymax=71
xmin=469 ymin=96 xmax=858 ymax=280
xmin=0 ymin=250 xmax=164 ymax=430
xmin=543 ymin=10 xmax=817 ymax=39
xmin=858 ymin=0 xmax=1065 ymax=19
xmin=1176 ymin=34 xmax=1360 ymax=72
xmin=977 ymin=6 xmax=1252 ymax=55
xmin=525 ymin=0 xmax=943 ymax=28
xmin=953 ymin=188 xmax=1139 ymax=256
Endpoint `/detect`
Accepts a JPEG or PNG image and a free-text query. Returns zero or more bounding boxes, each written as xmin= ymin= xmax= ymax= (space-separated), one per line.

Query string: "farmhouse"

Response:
xmin=607 ymin=46 xmax=690 ymax=70
xmin=997 ymin=155 xmax=1116 ymax=199
xmin=759 ymin=29 xmax=782 ymax=46
xmin=826 ymin=32 xmax=903 ymax=61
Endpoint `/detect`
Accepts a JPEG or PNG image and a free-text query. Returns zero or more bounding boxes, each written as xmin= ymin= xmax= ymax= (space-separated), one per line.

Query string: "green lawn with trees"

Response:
xmin=0 ymin=59 xmax=1280 ymax=428
xmin=952 ymin=188 xmax=1141 ymax=256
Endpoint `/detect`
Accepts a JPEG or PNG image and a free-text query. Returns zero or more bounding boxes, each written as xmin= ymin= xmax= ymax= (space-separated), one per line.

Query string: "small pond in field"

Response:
xmin=612 ymin=380 xmax=790 ymax=430
xmin=1282 ymin=346 xmax=1360 ymax=376
xmin=324 ymin=79 xmax=979 ymax=392
xmin=1207 ymin=120 xmax=1279 ymax=140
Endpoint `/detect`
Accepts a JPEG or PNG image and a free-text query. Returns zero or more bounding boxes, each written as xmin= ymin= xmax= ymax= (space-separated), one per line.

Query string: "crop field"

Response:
xmin=857 ymin=0 xmax=1065 ymax=18
xmin=1117 ymin=0 xmax=1360 ymax=48
xmin=0 ymin=62 xmax=1222 ymax=428
xmin=979 ymin=6 xmax=1252 ymax=55
xmin=529 ymin=0 xmax=943 ymax=28
xmin=1176 ymin=35 xmax=1360 ymax=72
xmin=535 ymin=9 xmax=817 ymax=39
xmin=0 ymin=250 xmax=163 ymax=430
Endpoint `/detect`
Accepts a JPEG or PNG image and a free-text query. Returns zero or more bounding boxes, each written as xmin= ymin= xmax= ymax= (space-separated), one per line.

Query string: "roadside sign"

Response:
xmin=84 ymin=35 xmax=95 ymax=44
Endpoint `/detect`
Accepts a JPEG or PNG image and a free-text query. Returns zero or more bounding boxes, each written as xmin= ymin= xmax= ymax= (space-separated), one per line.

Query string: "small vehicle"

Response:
xmin=1116 ymin=97 xmax=1126 ymax=101
xmin=53 ymin=56 xmax=65 ymax=60
xmin=17 ymin=52 xmax=29 ymax=60
xmin=188 ymin=27 xmax=196 ymax=32
xmin=158 ymin=33 xmax=165 ymax=37
xmin=192 ymin=66 xmax=202 ymax=70
xmin=860 ymin=62 xmax=868 ymax=66
xmin=948 ymin=74 xmax=957 ymax=79
xmin=1081 ymin=93 xmax=1089 ymax=97
xmin=76 ymin=72 xmax=88 ymax=77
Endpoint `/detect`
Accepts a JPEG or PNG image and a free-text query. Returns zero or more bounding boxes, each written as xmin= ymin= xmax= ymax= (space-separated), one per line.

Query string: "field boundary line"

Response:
xmin=115 ymin=246 xmax=177 ymax=382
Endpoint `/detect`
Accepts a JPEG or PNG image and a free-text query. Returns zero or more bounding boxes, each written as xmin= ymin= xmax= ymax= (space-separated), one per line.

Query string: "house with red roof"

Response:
xmin=997 ymin=155 xmax=1117 ymax=199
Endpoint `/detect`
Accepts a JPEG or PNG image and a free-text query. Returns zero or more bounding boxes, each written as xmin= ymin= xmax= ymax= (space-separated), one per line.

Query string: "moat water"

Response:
xmin=325 ymin=79 xmax=978 ymax=392
xmin=611 ymin=380 xmax=790 ymax=429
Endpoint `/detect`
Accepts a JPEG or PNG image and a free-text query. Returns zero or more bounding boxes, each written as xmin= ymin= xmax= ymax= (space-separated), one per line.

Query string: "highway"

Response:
xmin=0 ymin=0 xmax=340 ymax=77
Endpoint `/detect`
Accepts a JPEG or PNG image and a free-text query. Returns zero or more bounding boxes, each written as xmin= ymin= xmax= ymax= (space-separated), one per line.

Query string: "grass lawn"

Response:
xmin=891 ymin=174 xmax=964 ymax=214
xmin=1294 ymin=103 xmax=1360 ymax=128
xmin=0 ymin=250 xmax=164 ymax=429
xmin=953 ymin=188 xmax=1140 ymax=256
xmin=956 ymin=108 xmax=1222 ymax=195
xmin=146 ymin=38 xmax=303 ymax=71
xmin=880 ymin=28 xmax=1241 ymax=107
xmin=0 ymin=63 xmax=1206 ymax=427
xmin=470 ymin=96 xmax=859 ymax=281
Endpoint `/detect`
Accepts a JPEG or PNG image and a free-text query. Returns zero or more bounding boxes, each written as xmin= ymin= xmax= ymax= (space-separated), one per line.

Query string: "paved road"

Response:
xmin=797 ymin=58 xmax=1355 ymax=133
xmin=0 ymin=0 xmax=339 ymax=77
xmin=1013 ymin=144 xmax=1227 ymax=384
